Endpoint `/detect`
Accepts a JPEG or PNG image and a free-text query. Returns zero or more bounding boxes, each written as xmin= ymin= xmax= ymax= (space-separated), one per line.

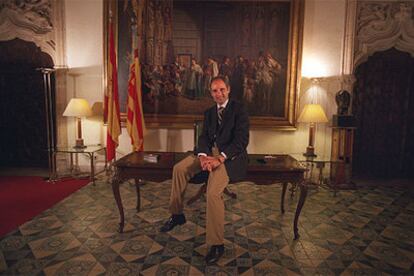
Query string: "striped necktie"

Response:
xmin=218 ymin=106 xmax=224 ymax=126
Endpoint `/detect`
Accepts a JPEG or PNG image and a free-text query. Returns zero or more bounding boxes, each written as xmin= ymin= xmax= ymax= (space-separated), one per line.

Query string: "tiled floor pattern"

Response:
xmin=1 ymin=177 xmax=413 ymax=275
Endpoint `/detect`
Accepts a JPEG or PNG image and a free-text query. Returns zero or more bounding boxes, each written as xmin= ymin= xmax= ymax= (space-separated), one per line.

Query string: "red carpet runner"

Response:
xmin=0 ymin=176 xmax=89 ymax=237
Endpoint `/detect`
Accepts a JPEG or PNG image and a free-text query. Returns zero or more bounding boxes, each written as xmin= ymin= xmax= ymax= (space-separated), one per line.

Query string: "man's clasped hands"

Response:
xmin=199 ymin=155 xmax=225 ymax=172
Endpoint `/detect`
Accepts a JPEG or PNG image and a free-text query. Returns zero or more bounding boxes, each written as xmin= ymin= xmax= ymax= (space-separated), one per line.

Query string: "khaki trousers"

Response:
xmin=169 ymin=149 xmax=229 ymax=245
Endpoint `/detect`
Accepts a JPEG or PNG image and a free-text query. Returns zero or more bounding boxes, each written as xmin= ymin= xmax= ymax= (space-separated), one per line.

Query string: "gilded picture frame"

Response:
xmin=104 ymin=0 xmax=304 ymax=129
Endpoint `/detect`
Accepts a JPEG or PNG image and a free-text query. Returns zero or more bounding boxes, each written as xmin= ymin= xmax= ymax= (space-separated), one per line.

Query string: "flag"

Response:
xmin=126 ymin=23 xmax=145 ymax=151
xmin=106 ymin=19 xmax=121 ymax=161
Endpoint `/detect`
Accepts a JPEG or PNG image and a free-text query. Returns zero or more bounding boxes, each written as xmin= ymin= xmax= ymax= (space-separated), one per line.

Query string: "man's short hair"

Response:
xmin=210 ymin=75 xmax=230 ymax=89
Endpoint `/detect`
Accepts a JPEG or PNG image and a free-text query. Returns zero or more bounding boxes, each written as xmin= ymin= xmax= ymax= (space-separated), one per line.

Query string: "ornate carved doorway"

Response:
xmin=0 ymin=39 xmax=55 ymax=168
xmin=353 ymin=48 xmax=414 ymax=178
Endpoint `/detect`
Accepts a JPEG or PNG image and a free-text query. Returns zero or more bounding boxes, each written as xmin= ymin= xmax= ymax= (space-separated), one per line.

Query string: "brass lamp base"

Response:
xmin=74 ymin=138 xmax=87 ymax=149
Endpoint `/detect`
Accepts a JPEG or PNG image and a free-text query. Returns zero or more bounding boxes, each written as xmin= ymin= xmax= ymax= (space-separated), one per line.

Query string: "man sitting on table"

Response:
xmin=160 ymin=76 xmax=250 ymax=264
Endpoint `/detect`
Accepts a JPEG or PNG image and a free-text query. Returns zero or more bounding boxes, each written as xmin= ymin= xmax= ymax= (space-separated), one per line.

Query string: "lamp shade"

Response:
xmin=298 ymin=104 xmax=328 ymax=123
xmin=63 ymin=98 xmax=92 ymax=117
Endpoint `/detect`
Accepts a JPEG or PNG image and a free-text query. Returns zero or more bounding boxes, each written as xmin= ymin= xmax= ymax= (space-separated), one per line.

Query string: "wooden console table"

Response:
xmin=112 ymin=152 xmax=307 ymax=240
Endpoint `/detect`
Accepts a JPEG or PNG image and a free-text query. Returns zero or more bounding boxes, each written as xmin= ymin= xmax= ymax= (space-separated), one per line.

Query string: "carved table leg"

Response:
xmin=135 ymin=178 xmax=141 ymax=212
xmin=281 ymin=182 xmax=288 ymax=214
xmin=293 ymin=181 xmax=308 ymax=240
xmin=111 ymin=167 xmax=125 ymax=233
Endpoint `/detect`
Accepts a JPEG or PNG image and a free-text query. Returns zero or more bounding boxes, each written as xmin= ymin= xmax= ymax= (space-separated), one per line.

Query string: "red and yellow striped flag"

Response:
xmin=106 ymin=19 xmax=121 ymax=161
xmin=126 ymin=24 xmax=145 ymax=151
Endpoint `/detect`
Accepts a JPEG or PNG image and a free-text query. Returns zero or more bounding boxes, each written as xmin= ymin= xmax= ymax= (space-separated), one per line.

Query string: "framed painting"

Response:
xmin=104 ymin=0 xmax=304 ymax=129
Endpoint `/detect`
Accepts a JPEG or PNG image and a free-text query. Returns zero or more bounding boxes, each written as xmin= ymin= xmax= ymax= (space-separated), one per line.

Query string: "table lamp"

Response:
xmin=63 ymin=98 xmax=92 ymax=148
xmin=298 ymin=104 xmax=328 ymax=158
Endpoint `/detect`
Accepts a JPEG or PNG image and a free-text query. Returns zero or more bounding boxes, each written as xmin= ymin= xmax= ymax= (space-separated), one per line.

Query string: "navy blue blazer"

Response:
xmin=196 ymin=100 xmax=249 ymax=182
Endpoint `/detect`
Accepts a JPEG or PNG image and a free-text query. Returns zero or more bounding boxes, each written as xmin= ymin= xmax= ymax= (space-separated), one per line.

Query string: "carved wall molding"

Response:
xmin=0 ymin=0 xmax=66 ymax=66
xmin=0 ymin=0 xmax=52 ymax=32
xmin=354 ymin=1 xmax=414 ymax=68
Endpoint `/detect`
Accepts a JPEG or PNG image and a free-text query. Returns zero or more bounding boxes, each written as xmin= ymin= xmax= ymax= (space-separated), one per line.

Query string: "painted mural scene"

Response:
xmin=117 ymin=0 xmax=291 ymax=117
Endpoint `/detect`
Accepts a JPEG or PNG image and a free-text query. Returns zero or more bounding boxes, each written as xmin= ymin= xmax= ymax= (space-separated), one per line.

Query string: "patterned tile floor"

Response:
xmin=1 ymin=176 xmax=414 ymax=275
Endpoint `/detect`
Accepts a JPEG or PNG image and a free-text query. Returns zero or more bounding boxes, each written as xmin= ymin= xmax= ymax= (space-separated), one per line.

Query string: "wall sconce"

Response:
xmin=298 ymin=104 xmax=328 ymax=159
xmin=63 ymin=98 xmax=92 ymax=148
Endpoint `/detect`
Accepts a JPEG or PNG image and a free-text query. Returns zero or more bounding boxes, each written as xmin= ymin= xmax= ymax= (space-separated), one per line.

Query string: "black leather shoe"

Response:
xmin=205 ymin=244 xmax=224 ymax=265
xmin=160 ymin=214 xmax=186 ymax=232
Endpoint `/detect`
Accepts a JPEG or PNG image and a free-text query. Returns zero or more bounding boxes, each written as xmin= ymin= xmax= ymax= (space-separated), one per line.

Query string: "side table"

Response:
xmin=51 ymin=145 xmax=107 ymax=185
xmin=292 ymin=154 xmax=351 ymax=196
xmin=291 ymin=154 xmax=331 ymax=188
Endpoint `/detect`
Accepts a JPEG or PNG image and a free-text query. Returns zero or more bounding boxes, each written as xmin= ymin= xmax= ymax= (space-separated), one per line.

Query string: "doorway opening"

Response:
xmin=353 ymin=48 xmax=414 ymax=178
xmin=0 ymin=38 xmax=55 ymax=171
